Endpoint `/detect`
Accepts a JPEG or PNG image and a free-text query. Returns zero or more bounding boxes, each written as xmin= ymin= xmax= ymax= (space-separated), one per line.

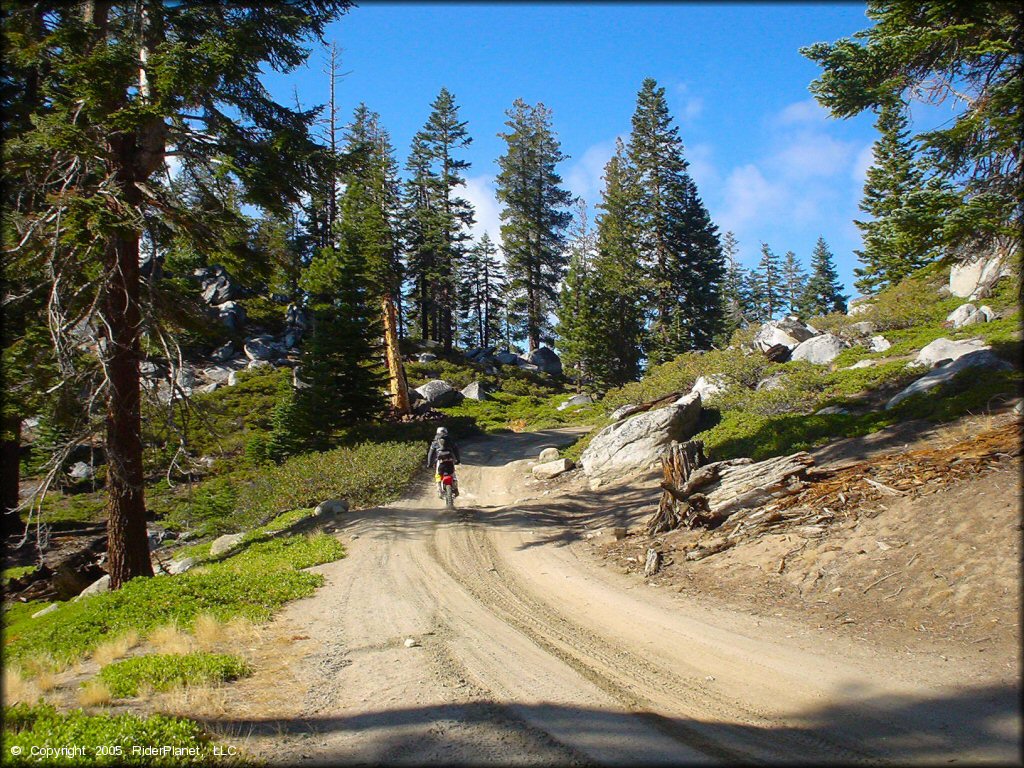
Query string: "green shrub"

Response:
xmin=97 ymin=653 xmax=251 ymax=697
xmin=3 ymin=703 xmax=220 ymax=766
xmin=3 ymin=565 xmax=37 ymax=584
xmin=3 ymin=534 xmax=344 ymax=666
xmin=233 ymin=441 xmax=423 ymax=525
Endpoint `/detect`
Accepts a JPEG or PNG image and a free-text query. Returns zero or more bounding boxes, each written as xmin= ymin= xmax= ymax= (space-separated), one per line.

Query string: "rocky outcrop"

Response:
xmin=211 ymin=341 xmax=236 ymax=362
xmin=557 ymin=393 xmax=594 ymax=411
xmin=216 ymin=301 xmax=245 ymax=330
xmin=532 ymin=458 xmax=574 ymax=479
xmin=790 ymin=333 xmax=848 ymax=365
xmin=210 ymin=532 xmax=246 ymax=557
xmin=691 ymin=375 xmax=729 ymax=401
xmin=461 ymin=381 xmax=492 ymax=401
xmin=521 ymin=346 xmax=563 ymax=376
xmin=314 ymin=499 xmax=349 ymax=517
xmin=949 ymin=251 xmax=1013 ymax=299
xmin=868 ymin=335 xmax=891 ymax=352
xmin=887 ymin=350 xmax=1012 ymax=410
xmin=581 ymin=392 xmax=702 ymax=483
xmin=946 ymin=303 xmax=994 ymax=329
xmin=495 ymin=351 xmax=520 ymax=366
xmin=538 ymin=447 xmax=560 ymax=462
xmin=755 ymin=373 xmax=787 ymax=392
xmin=415 ymin=379 xmax=462 ymax=408
xmin=244 ymin=335 xmax=279 ymax=362
xmin=912 ymin=337 xmax=989 ymax=368
xmin=754 ymin=318 xmax=816 ymax=352
xmin=847 ymin=296 xmax=872 ymax=316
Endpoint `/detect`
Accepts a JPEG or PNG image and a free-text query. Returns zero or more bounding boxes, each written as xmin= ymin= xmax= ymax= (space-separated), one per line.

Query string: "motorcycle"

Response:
xmin=435 ymin=458 xmax=458 ymax=509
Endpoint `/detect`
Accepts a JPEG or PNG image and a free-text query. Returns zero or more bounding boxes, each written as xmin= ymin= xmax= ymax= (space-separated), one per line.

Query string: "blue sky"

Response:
xmin=262 ymin=2 xmax=888 ymax=298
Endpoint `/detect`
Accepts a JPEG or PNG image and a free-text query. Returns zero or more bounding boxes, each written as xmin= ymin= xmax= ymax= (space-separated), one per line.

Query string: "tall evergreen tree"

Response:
xmin=626 ymin=78 xmax=723 ymax=362
xmin=781 ymin=250 xmax=807 ymax=316
xmin=751 ymin=242 xmax=783 ymax=322
xmin=554 ymin=199 xmax=598 ymax=389
xmin=495 ymin=99 xmax=574 ymax=351
xmin=799 ymin=237 xmax=849 ymax=317
xmin=459 ymin=233 xmax=506 ymax=349
xmin=0 ymin=1 xmax=349 ymax=587
xmin=853 ymin=100 xmax=946 ymax=294
xmin=587 ymin=145 xmax=647 ymax=388
xmin=717 ymin=231 xmax=752 ymax=345
xmin=401 ymin=89 xmax=474 ymax=351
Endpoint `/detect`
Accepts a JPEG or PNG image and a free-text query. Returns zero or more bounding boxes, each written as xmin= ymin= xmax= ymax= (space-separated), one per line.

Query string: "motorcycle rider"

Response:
xmin=426 ymin=426 xmax=461 ymax=498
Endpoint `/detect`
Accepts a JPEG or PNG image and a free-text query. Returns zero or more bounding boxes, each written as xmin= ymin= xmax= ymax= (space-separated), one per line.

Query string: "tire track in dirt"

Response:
xmin=427 ymin=509 xmax=881 ymax=765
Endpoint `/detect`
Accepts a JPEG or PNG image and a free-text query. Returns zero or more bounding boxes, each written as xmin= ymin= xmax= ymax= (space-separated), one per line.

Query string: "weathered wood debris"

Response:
xmin=646 ymin=439 xmax=822 ymax=560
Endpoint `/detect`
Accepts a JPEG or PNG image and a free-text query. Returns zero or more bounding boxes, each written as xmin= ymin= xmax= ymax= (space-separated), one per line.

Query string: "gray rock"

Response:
xmin=538 ymin=447 xmax=561 ymax=462
xmin=461 ymin=381 xmax=492 ymax=401
xmin=868 ymin=335 xmax=891 ymax=353
xmin=68 ymin=461 xmax=95 ymax=481
xmin=201 ymin=273 xmax=238 ymax=306
xmin=608 ymin=404 xmax=637 ymax=422
xmin=198 ymin=382 xmax=219 ymax=394
xmin=216 ymin=301 xmax=246 ymax=330
xmin=847 ymin=296 xmax=873 ymax=316
xmin=227 ymin=371 xmax=239 ymax=387
xmin=210 ymin=533 xmax=246 ymax=557
xmin=147 ymin=527 xmax=172 ymax=550
xmin=139 ymin=361 xmax=165 ymax=379
xmin=247 ymin=359 xmax=272 ymax=371
xmin=77 ymin=574 xmax=110 ymax=599
xmin=815 ymin=405 xmax=849 ymax=415
xmin=946 ymin=303 xmax=978 ymax=329
xmin=522 ymin=346 xmax=563 ymax=376
xmin=415 ymin=379 xmax=462 ymax=408
xmin=557 ymin=393 xmax=594 ymax=411
xmin=32 ymin=603 xmax=59 ymax=618
xmin=581 ymin=392 xmax=702 ymax=481
xmin=417 ymin=353 xmax=438 ymax=363
xmin=167 ymin=557 xmax=196 ymax=575
xmin=243 ymin=336 xmax=278 ymax=362
xmin=285 ymin=304 xmax=309 ymax=331
xmin=755 ymin=373 xmax=787 ymax=392
xmin=754 ymin=318 xmax=816 ymax=352
xmin=847 ymin=359 xmax=877 ymax=369
xmin=495 ymin=351 xmax=520 ymax=366
xmin=293 ymin=366 xmax=311 ymax=390
xmin=315 ymin=499 xmax=349 ymax=517
xmin=914 ymin=337 xmax=989 ymax=368
xmin=202 ymin=365 xmax=234 ymax=384
xmin=887 ymin=350 xmax=1012 ymax=410
xmin=950 ymin=252 xmax=1012 ymax=299
xmin=1015 ymin=401 xmax=1024 ymax=416
xmin=790 ymin=333 xmax=848 ymax=365
xmin=532 ymin=458 xmax=575 ymax=479
xmin=959 ymin=305 xmax=995 ymax=328
xmin=844 ymin=321 xmax=876 ymax=337
xmin=691 ymin=375 xmax=729 ymax=401
xmin=211 ymin=341 xmax=235 ymax=362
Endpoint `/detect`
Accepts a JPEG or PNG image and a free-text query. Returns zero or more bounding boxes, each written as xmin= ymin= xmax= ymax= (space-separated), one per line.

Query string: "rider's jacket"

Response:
xmin=427 ymin=436 xmax=461 ymax=468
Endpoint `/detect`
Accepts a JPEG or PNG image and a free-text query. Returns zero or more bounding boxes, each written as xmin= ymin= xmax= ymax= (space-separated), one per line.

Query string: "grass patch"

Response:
xmin=3 ymin=534 xmax=344 ymax=667
xmin=3 ymin=565 xmax=37 ymax=584
xmin=97 ymin=653 xmax=251 ymax=698
xmin=2 ymin=702 xmax=222 ymax=765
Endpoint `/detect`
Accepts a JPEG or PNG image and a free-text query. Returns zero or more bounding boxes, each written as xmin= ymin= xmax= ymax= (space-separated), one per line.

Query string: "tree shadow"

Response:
xmin=196 ymin=683 xmax=1020 ymax=765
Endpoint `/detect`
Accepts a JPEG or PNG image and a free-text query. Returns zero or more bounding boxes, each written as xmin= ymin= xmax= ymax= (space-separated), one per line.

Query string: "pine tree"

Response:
xmin=717 ymin=231 xmax=752 ymax=345
xmin=781 ymin=250 xmax=807 ymax=316
xmin=401 ymin=89 xmax=475 ymax=351
xmin=459 ymin=233 xmax=505 ymax=349
xmin=495 ymin=99 xmax=574 ymax=352
xmin=0 ymin=2 xmax=350 ymax=587
xmin=853 ymin=100 xmax=943 ymax=294
xmin=799 ymin=237 xmax=849 ymax=317
xmin=751 ymin=242 xmax=783 ymax=322
xmin=588 ymin=145 xmax=646 ymax=388
xmin=626 ymin=78 xmax=723 ymax=363
xmin=554 ymin=199 xmax=598 ymax=389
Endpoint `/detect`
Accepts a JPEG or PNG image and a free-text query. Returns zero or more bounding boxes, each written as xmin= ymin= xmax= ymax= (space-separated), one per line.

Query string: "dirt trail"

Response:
xmin=218 ymin=429 xmax=1020 ymax=765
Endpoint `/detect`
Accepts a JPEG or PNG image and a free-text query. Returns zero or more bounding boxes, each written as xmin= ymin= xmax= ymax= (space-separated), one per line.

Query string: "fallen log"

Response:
xmin=691 ymin=452 xmax=815 ymax=528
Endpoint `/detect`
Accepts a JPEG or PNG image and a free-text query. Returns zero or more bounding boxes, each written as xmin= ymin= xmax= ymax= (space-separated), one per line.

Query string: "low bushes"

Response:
xmin=97 ymin=653 xmax=251 ymax=697
xmin=3 ymin=534 xmax=344 ymax=667
xmin=3 ymin=703 xmax=219 ymax=766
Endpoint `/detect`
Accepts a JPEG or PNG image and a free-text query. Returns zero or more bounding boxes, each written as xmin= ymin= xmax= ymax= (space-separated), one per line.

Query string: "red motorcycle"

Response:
xmin=435 ymin=455 xmax=458 ymax=509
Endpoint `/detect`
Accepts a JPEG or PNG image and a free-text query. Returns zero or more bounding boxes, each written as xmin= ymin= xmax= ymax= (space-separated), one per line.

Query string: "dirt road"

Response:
xmin=225 ymin=429 xmax=1020 ymax=765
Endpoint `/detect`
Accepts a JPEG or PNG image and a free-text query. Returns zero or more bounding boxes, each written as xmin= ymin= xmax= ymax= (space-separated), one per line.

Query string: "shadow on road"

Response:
xmin=200 ymin=682 xmax=1021 ymax=765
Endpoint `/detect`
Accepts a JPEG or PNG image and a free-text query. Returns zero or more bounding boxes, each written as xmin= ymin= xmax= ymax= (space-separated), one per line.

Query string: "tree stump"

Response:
xmin=645 ymin=439 xmax=707 ymax=536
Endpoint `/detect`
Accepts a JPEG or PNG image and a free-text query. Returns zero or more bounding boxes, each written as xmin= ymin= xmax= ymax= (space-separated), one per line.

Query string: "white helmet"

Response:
xmin=436 ymin=427 xmax=448 ymax=437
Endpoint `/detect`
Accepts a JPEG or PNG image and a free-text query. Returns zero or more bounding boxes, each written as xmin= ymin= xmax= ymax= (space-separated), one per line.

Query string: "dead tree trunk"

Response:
xmin=646 ymin=440 xmax=707 ymax=536
xmin=382 ymin=295 xmax=411 ymax=416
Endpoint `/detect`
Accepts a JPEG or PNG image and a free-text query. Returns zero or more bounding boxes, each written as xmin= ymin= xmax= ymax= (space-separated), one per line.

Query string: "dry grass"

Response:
xmin=77 ymin=679 xmax=112 ymax=706
xmin=149 ymin=623 xmax=193 ymax=655
xmin=23 ymin=654 xmax=68 ymax=677
xmin=92 ymin=630 xmax=140 ymax=667
xmin=3 ymin=666 xmax=39 ymax=706
xmin=226 ymin=617 xmax=261 ymax=646
xmin=160 ymin=684 xmax=229 ymax=718
xmin=193 ymin=613 xmax=229 ymax=651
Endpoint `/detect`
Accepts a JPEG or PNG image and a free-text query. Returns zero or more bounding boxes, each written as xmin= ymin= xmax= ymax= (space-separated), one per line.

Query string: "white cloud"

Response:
xmin=461 ymin=174 xmax=503 ymax=247
xmin=565 ymin=139 xmax=618 ymax=207
xmin=852 ymin=142 xmax=875 ymax=186
xmin=768 ymin=130 xmax=857 ymax=180
xmin=775 ymin=98 xmax=829 ymax=126
xmin=717 ymin=164 xmax=785 ymax=233
xmin=686 ymin=142 xmax=718 ymax=191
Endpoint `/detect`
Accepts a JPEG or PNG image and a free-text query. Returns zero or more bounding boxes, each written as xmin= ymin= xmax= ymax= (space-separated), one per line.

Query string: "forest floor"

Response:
xmin=144 ymin=412 xmax=1024 ymax=765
